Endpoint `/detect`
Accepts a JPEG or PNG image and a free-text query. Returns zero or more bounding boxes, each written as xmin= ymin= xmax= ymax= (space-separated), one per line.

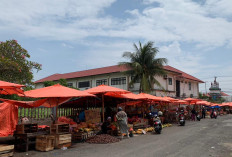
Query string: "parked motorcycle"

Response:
xmin=154 ymin=115 xmax=162 ymax=134
xmin=195 ymin=111 xmax=201 ymax=121
xmin=179 ymin=112 xmax=185 ymax=126
xmin=211 ymin=111 xmax=217 ymax=119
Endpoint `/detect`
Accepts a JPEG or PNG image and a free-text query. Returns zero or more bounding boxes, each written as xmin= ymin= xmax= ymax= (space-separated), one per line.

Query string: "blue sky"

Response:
xmin=0 ymin=0 xmax=232 ymax=95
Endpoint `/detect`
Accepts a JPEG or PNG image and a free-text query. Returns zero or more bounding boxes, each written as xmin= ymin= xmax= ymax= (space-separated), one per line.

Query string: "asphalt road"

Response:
xmin=15 ymin=114 xmax=232 ymax=157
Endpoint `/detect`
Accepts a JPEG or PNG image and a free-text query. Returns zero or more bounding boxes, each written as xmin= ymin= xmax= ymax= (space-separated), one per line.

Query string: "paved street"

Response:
xmin=15 ymin=115 xmax=232 ymax=157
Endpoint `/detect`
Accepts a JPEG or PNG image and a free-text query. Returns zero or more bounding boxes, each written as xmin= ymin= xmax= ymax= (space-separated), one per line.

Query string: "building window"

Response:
xmin=67 ymin=83 xmax=73 ymax=87
xmin=189 ymin=82 xmax=191 ymax=90
xmin=168 ymin=78 xmax=172 ymax=85
xmin=78 ymin=81 xmax=90 ymax=88
xmin=96 ymin=79 xmax=107 ymax=86
xmin=111 ymin=77 xmax=126 ymax=85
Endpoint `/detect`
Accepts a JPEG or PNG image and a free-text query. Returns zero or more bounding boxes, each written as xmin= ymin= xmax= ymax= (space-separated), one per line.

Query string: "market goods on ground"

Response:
xmin=86 ymin=134 xmax=120 ymax=144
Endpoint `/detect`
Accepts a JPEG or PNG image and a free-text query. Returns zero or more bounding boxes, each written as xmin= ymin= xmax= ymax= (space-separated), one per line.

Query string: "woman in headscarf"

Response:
xmin=116 ymin=107 xmax=129 ymax=139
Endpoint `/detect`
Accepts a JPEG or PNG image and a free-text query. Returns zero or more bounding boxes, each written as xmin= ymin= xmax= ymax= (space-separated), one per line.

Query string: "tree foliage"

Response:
xmin=0 ymin=40 xmax=41 ymax=85
xmin=43 ymin=79 xmax=72 ymax=88
xmin=119 ymin=41 xmax=167 ymax=93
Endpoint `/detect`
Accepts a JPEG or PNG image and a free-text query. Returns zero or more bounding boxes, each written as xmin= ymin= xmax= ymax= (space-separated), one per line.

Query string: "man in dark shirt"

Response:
xmin=202 ymin=106 xmax=206 ymax=119
xmin=101 ymin=117 xmax=112 ymax=134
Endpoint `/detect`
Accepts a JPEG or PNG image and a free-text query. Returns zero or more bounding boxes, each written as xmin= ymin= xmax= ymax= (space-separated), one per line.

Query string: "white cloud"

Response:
xmin=1 ymin=0 xmax=232 ymax=48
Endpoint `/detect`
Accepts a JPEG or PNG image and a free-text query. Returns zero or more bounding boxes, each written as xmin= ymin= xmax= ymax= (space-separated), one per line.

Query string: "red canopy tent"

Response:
xmin=85 ymin=85 xmax=130 ymax=121
xmin=196 ymin=101 xmax=211 ymax=106
xmin=0 ymin=80 xmax=25 ymax=95
xmin=173 ymin=100 xmax=188 ymax=105
xmin=24 ymin=84 xmax=95 ymax=118
xmin=0 ymin=80 xmax=25 ymax=137
xmin=184 ymin=98 xmax=200 ymax=105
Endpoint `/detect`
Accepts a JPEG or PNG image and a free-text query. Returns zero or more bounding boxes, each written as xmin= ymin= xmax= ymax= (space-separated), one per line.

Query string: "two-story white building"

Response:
xmin=35 ymin=65 xmax=204 ymax=98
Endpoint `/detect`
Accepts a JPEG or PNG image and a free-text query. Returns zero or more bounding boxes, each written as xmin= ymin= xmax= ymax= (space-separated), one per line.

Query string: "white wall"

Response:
xmin=35 ymin=72 xmax=200 ymax=98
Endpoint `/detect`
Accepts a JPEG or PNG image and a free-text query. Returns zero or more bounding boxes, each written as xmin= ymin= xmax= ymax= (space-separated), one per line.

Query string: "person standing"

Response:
xmin=116 ymin=107 xmax=129 ymax=139
xmin=191 ymin=108 xmax=196 ymax=121
xmin=202 ymin=106 xmax=206 ymax=119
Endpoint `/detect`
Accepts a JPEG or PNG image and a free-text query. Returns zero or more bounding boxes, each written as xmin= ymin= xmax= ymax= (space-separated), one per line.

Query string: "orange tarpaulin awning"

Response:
xmin=138 ymin=93 xmax=166 ymax=101
xmin=117 ymin=101 xmax=143 ymax=106
xmin=0 ymin=98 xmax=48 ymax=108
xmin=0 ymin=102 xmax=18 ymax=137
xmin=173 ymin=100 xmax=188 ymax=104
xmin=184 ymin=98 xmax=200 ymax=104
xmin=24 ymin=84 xmax=96 ymax=118
xmin=104 ymin=92 xmax=143 ymax=100
xmin=163 ymin=97 xmax=178 ymax=102
xmin=25 ymin=84 xmax=95 ymax=98
xmin=196 ymin=101 xmax=211 ymax=106
xmin=85 ymin=85 xmax=130 ymax=94
xmin=85 ymin=85 xmax=130 ymax=121
xmin=0 ymin=80 xmax=25 ymax=95
xmin=0 ymin=98 xmax=70 ymax=108
xmin=121 ymin=93 xmax=144 ymax=100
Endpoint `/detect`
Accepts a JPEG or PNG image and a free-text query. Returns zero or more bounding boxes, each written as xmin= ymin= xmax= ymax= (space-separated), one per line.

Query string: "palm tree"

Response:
xmin=119 ymin=41 xmax=167 ymax=93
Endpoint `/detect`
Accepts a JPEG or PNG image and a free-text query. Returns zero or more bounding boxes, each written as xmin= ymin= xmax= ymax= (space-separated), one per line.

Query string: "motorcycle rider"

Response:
xmin=211 ymin=108 xmax=215 ymax=117
xmin=147 ymin=112 xmax=154 ymax=126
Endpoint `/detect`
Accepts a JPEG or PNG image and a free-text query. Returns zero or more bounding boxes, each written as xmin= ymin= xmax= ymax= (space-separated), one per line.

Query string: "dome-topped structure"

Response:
xmin=209 ymin=77 xmax=221 ymax=100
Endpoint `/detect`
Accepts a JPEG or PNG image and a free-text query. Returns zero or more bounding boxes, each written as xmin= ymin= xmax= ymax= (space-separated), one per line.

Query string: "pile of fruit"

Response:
xmin=58 ymin=116 xmax=77 ymax=125
xmin=133 ymin=129 xmax=146 ymax=134
xmin=162 ymin=123 xmax=172 ymax=128
xmin=86 ymin=134 xmax=120 ymax=144
xmin=73 ymin=122 xmax=100 ymax=133
xmin=133 ymin=124 xmax=173 ymax=134
xmin=144 ymin=127 xmax=154 ymax=132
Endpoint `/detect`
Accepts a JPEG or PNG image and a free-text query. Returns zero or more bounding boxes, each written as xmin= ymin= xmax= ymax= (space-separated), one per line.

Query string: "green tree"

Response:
xmin=119 ymin=41 xmax=167 ymax=93
xmin=0 ymin=40 xmax=41 ymax=85
xmin=43 ymin=79 xmax=67 ymax=87
xmin=43 ymin=81 xmax=56 ymax=87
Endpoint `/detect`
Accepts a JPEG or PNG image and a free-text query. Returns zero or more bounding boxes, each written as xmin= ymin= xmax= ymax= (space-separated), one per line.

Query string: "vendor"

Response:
xmin=79 ymin=110 xmax=85 ymax=122
xmin=101 ymin=117 xmax=112 ymax=134
xmin=75 ymin=112 xmax=80 ymax=123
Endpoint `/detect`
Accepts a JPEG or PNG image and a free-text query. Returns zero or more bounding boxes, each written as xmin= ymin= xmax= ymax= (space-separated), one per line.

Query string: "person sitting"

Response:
xmin=75 ymin=112 xmax=80 ymax=123
xmin=21 ymin=116 xmax=29 ymax=124
xmin=101 ymin=117 xmax=112 ymax=134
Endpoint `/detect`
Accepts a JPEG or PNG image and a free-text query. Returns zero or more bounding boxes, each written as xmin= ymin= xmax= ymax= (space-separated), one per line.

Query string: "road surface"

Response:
xmin=15 ymin=114 xmax=232 ymax=157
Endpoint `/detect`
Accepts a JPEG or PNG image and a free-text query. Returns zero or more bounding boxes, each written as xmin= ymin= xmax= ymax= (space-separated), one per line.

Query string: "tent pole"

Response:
xmin=102 ymin=94 xmax=105 ymax=122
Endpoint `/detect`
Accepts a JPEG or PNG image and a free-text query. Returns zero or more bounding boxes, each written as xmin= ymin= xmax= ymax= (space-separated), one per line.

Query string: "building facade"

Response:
xmin=35 ymin=65 xmax=204 ymax=98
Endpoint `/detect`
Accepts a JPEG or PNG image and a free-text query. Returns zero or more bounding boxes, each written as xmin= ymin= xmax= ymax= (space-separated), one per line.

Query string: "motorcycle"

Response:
xmin=154 ymin=115 xmax=162 ymax=134
xmin=196 ymin=114 xmax=201 ymax=121
xmin=196 ymin=112 xmax=201 ymax=121
xmin=211 ymin=111 xmax=217 ymax=119
xmin=179 ymin=113 xmax=185 ymax=126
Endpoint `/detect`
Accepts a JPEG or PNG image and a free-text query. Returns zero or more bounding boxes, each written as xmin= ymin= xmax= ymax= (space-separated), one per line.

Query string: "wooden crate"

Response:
xmin=87 ymin=131 xmax=95 ymax=138
xmin=0 ymin=145 xmax=14 ymax=157
xmin=72 ymin=132 xmax=88 ymax=141
xmin=16 ymin=124 xmax=38 ymax=134
xmin=54 ymin=134 xmax=71 ymax=148
xmin=50 ymin=124 xmax=70 ymax=134
xmin=36 ymin=135 xmax=55 ymax=152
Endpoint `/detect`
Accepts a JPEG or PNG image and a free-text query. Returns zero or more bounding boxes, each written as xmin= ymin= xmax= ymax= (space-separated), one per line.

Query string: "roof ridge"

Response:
xmin=165 ymin=65 xmax=204 ymax=83
xmin=35 ymin=64 xmax=204 ymax=83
